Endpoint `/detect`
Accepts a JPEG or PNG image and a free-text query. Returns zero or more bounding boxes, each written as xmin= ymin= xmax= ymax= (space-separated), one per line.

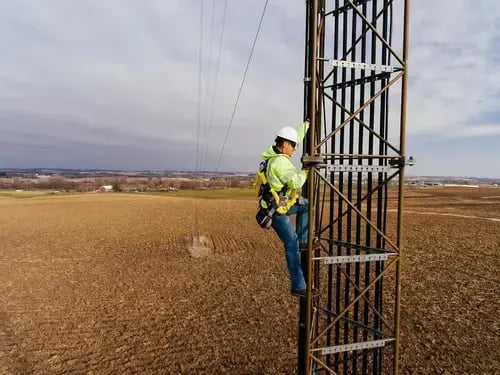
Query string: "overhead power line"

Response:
xmin=200 ymin=0 xmax=217 ymax=172
xmin=196 ymin=0 xmax=205 ymax=172
xmin=202 ymin=0 xmax=228 ymax=171
xmin=215 ymin=0 xmax=269 ymax=172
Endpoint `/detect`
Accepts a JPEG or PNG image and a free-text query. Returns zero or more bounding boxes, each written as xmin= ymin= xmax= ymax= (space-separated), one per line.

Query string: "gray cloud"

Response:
xmin=0 ymin=0 xmax=499 ymax=176
xmin=0 ymin=109 xmax=201 ymax=170
xmin=408 ymin=0 xmax=500 ymax=140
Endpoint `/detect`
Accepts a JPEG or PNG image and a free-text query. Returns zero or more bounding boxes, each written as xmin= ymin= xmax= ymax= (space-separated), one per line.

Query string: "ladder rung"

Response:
xmin=329 ymin=71 xmax=389 ymax=90
xmin=315 ymin=339 xmax=394 ymax=355
xmin=313 ymin=253 xmax=396 ymax=264
xmin=330 ymin=240 xmax=388 ymax=254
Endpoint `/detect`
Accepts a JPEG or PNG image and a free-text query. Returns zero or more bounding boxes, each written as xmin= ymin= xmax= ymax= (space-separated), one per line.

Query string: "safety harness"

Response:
xmin=253 ymin=157 xmax=298 ymax=229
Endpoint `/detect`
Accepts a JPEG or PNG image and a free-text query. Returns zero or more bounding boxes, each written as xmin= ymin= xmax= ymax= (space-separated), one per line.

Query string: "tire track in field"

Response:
xmin=391 ymin=209 xmax=500 ymax=223
xmin=209 ymin=234 xmax=258 ymax=253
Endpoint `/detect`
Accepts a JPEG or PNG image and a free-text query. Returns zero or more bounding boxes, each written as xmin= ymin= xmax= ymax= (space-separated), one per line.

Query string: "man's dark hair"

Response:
xmin=275 ymin=136 xmax=296 ymax=148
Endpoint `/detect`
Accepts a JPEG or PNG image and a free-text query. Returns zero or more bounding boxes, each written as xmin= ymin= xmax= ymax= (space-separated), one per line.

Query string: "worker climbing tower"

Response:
xmin=298 ymin=0 xmax=410 ymax=374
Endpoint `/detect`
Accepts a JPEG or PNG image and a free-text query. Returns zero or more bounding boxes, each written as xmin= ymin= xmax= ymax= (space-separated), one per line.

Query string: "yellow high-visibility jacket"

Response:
xmin=260 ymin=121 xmax=309 ymax=214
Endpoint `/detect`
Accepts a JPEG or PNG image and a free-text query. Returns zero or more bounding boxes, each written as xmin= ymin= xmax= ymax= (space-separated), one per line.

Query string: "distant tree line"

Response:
xmin=0 ymin=175 xmax=253 ymax=192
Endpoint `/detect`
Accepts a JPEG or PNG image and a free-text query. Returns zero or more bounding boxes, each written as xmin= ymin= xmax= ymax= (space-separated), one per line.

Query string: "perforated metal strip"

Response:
xmin=327 ymin=165 xmax=390 ymax=173
xmin=328 ymin=59 xmax=396 ymax=72
xmin=316 ymin=339 xmax=394 ymax=355
xmin=313 ymin=253 xmax=395 ymax=264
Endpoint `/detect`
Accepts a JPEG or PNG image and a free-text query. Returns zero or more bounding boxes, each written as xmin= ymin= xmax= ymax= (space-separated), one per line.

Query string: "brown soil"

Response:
xmin=0 ymin=187 xmax=498 ymax=374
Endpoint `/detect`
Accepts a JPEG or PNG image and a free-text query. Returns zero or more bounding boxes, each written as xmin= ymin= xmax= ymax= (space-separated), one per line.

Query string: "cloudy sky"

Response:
xmin=1 ymin=0 xmax=499 ymax=177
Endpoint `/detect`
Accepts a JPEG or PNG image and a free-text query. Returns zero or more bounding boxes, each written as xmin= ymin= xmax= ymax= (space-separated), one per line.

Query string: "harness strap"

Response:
xmin=254 ymin=159 xmax=298 ymax=214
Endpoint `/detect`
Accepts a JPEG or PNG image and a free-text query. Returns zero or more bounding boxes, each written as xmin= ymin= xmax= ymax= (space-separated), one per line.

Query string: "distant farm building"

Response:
xmin=97 ymin=185 xmax=113 ymax=193
xmin=36 ymin=174 xmax=52 ymax=180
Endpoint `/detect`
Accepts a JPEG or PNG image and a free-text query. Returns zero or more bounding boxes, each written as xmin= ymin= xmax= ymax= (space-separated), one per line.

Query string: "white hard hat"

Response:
xmin=276 ymin=127 xmax=298 ymax=143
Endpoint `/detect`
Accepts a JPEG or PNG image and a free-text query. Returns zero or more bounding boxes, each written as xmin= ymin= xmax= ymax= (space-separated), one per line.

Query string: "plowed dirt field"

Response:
xmin=0 ymin=187 xmax=498 ymax=374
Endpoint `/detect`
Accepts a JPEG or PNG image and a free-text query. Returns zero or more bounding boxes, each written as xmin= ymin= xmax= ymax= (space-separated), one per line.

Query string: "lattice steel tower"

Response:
xmin=298 ymin=0 xmax=410 ymax=374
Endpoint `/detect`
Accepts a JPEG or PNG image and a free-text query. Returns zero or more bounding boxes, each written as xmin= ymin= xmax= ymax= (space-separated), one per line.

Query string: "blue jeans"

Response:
xmin=271 ymin=199 xmax=308 ymax=291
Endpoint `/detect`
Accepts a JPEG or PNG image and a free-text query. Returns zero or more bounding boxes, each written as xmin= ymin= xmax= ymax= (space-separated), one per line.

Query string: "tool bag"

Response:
xmin=253 ymin=161 xmax=284 ymax=229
